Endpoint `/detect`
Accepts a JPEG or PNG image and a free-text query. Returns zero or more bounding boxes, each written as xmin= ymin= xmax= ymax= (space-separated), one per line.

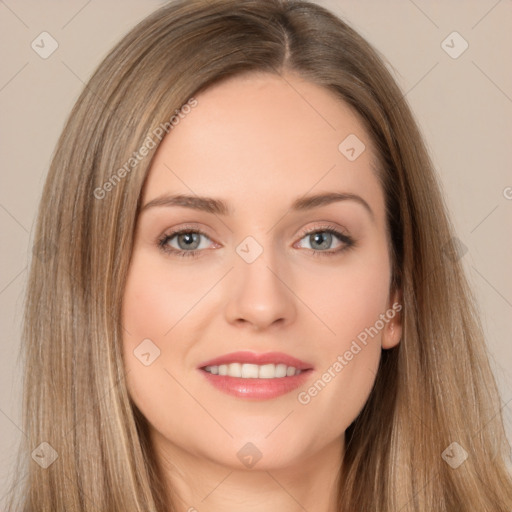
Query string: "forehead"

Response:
xmin=142 ymin=71 xmax=384 ymax=222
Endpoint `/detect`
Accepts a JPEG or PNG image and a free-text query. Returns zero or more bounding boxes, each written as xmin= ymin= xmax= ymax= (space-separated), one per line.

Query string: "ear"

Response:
xmin=381 ymin=288 xmax=403 ymax=349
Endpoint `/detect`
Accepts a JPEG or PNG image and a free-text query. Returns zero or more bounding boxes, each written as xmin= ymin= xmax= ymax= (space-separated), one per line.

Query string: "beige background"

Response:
xmin=1 ymin=0 xmax=511 ymax=501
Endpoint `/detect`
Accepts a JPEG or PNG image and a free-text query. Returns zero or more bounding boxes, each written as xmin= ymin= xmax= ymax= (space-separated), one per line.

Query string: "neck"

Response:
xmin=151 ymin=431 xmax=343 ymax=512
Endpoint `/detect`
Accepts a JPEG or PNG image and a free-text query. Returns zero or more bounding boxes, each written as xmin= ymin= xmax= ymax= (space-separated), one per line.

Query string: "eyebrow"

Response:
xmin=140 ymin=191 xmax=374 ymax=221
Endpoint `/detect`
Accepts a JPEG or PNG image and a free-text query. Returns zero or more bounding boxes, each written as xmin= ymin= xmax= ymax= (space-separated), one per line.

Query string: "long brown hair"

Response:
xmin=6 ymin=0 xmax=512 ymax=510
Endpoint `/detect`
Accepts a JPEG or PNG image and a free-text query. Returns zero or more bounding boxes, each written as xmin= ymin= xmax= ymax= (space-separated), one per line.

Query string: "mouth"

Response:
xmin=197 ymin=351 xmax=314 ymax=400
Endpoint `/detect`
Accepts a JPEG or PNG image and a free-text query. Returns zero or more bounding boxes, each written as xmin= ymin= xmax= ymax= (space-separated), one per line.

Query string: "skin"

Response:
xmin=122 ymin=70 xmax=402 ymax=512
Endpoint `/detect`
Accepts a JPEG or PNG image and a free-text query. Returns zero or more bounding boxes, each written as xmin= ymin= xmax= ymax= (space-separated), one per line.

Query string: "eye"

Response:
xmin=158 ymin=228 xmax=214 ymax=258
xmin=295 ymin=225 xmax=355 ymax=257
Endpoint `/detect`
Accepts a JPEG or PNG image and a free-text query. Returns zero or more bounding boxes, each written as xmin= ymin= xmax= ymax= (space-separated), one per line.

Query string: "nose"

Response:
xmin=224 ymin=249 xmax=297 ymax=331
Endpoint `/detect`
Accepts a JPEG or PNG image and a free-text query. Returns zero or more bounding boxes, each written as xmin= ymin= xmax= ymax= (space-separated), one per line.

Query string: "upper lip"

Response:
xmin=198 ymin=351 xmax=313 ymax=371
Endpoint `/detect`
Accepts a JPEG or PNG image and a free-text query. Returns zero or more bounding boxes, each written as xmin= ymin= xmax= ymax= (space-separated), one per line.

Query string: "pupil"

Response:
xmin=179 ymin=233 xmax=199 ymax=250
xmin=312 ymin=232 xmax=331 ymax=250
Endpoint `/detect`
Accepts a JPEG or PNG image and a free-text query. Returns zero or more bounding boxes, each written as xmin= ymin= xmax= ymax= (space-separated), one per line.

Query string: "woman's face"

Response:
xmin=122 ymin=71 xmax=402 ymax=472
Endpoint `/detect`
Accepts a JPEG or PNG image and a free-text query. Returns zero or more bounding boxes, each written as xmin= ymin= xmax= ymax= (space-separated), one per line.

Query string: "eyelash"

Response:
xmin=157 ymin=224 xmax=356 ymax=259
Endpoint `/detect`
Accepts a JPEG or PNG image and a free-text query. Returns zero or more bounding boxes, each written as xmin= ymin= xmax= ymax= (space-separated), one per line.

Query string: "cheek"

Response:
xmin=121 ymin=253 xmax=182 ymax=396
xmin=121 ymin=255 xmax=203 ymax=443
xmin=297 ymin=279 xmax=384 ymax=441
xmin=122 ymin=273 xmax=171 ymax=342
xmin=302 ymin=243 xmax=391 ymax=351
xmin=294 ymin=244 xmax=390 ymax=425
xmin=121 ymin=249 xmax=213 ymax=342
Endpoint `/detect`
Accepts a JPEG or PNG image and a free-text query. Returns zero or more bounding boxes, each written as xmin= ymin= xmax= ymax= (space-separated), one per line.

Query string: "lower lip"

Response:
xmin=199 ymin=369 xmax=313 ymax=400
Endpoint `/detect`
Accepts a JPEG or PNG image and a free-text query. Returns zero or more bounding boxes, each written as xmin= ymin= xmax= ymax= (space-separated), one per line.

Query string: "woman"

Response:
xmin=6 ymin=0 xmax=512 ymax=510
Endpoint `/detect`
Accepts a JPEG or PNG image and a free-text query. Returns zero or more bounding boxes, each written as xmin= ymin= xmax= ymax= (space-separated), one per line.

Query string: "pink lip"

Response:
xmin=197 ymin=351 xmax=314 ymax=400
xmin=197 ymin=351 xmax=313 ymax=371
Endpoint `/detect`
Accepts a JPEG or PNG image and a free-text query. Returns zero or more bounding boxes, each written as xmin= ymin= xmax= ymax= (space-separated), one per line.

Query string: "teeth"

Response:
xmin=241 ymin=363 xmax=259 ymax=378
xmin=275 ymin=363 xmax=287 ymax=378
xmin=258 ymin=364 xmax=276 ymax=379
xmin=204 ymin=363 xmax=303 ymax=378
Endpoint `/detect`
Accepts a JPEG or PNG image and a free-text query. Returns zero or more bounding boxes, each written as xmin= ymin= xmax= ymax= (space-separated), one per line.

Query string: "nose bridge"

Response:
xmin=224 ymin=233 xmax=296 ymax=329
